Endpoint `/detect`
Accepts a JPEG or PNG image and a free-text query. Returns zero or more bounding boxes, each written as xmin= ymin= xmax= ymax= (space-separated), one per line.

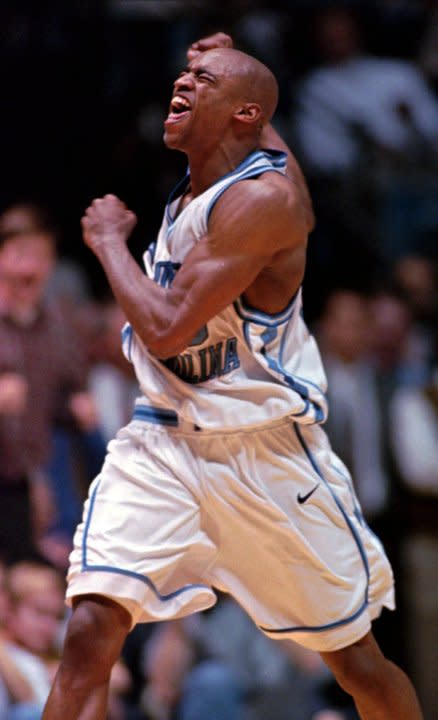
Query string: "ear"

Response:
xmin=233 ymin=102 xmax=262 ymax=125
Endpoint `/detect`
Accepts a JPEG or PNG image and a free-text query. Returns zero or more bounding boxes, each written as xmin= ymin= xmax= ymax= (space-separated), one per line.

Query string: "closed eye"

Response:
xmin=194 ymin=68 xmax=217 ymax=84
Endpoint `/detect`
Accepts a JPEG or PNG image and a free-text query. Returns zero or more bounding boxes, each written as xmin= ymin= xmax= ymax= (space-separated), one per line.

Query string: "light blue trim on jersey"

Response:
xmin=205 ymin=149 xmax=286 ymax=190
xmin=258 ymin=422 xmax=370 ymax=637
xmin=146 ymin=240 xmax=157 ymax=264
xmin=259 ymin=601 xmax=368 ymax=637
xmin=233 ymin=290 xmax=298 ymax=327
xmin=133 ymin=405 xmax=179 ymax=427
xmin=165 ymin=148 xmax=287 ymax=227
xmin=261 ymin=348 xmax=326 ymax=422
xmin=121 ymin=323 xmax=133 ymax=362
xmin=238 ymin=292 xmax=325 ymax=422
xmin=81 ymin=477 xmax=212 ymax=602
xmin=293 ymin=423 xmax=370 ymax=583
xmin=330 ymin=463 xmax=387 ymax=553
xmin=165 ymin=173 xmax=191 ymax=226
xmin=330 ymin=462 xmax=366 ymax=529
xmin=206 ymin=162 xmax=287 ymax=222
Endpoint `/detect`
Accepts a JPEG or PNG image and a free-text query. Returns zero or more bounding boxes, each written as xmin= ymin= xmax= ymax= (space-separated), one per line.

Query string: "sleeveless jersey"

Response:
xmin=122 ymin=149 xmax=328 ymax=429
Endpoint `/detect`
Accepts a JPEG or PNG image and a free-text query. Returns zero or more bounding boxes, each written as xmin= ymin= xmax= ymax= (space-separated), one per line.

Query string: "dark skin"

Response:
xmin=80 ymin=41 xmax=311 ymax=360
xmin=42 ymin=34 xmax=423 ymax=720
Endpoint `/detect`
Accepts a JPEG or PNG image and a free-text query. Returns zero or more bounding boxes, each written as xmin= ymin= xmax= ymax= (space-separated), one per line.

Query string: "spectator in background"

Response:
xmin=82 ymin=298 xmax=138 ymax=444
xmin=317 ymin=289 xmax=389 ymax=521
xmin=1 ymin=562 xmax=66 ymax=719
xmin=0 ymin=213 xmax=104 ymax=568
xmin=389 ymin=331 xmax=438 ymax=720
xmin=369 ymin=288 xmax=425 ymax=388
xmin=317 ymin=286 xmax=427 ymax=672
xmin=293 ymin=4 xmax=438 ymax=259
xmin=392 ymin=253 xmax=438 ymax=372
xmin=1 ymin=561 xmax=132 ymax=720
xmin=140 ymin=595 xmax=356 ymax=720
xmin=366 ymin=287 xmax=428 ymax=669
xmin=0 ymin=558 xmax=37 ymax=720
xmin=294 ymin=4 xmax=438 ymax=178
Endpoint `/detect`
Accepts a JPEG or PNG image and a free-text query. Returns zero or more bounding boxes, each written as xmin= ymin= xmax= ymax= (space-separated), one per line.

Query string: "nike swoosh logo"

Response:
xmin=297 ymin=483 xmax=320 ymax=504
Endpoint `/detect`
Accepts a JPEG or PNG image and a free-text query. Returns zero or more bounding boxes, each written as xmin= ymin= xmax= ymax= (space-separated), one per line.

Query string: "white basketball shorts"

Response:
xmin=67 ymin=404 xmax=395 ymax=652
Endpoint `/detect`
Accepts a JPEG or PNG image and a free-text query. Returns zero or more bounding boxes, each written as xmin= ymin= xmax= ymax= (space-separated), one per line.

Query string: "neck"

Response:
xmin=187 ymin=139 xmax=259 ymax=196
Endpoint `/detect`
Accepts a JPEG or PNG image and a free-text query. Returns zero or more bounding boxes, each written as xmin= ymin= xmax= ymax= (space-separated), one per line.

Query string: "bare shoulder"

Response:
xmin=208 ymin=170 xmax=306 ymax=252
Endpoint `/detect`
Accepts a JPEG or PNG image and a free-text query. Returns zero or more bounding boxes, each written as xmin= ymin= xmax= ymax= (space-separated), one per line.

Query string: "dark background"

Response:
xmin=0 ymin=0 xmax=436 ymax=311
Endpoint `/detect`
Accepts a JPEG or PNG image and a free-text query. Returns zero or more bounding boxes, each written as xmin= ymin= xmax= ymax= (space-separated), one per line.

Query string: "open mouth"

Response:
xmin=166 ymin=95 xmax=192 ymax=123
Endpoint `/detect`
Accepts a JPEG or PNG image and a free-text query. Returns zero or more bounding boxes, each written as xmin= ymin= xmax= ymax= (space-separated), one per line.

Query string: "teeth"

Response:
xmin=171 ymin=95 xmax=191 ymax=112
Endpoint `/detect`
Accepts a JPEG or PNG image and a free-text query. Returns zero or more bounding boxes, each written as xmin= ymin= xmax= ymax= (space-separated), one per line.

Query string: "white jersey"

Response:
xmin=122 ymin=149 xmax=328 ymax=429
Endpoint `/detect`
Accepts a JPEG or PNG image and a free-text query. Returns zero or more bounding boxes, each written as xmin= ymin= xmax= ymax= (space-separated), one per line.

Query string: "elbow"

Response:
xmin=146 ymin=331 xmax=187 ymax=361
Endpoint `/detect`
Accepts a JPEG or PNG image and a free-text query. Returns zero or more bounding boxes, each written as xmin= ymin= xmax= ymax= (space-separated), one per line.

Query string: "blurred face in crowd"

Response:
xmin=319 ymin=290 xmax=372 ymax=363
xmin=0 ymin=231 xmax=56 ymax=323
xmin=0 ymin=204 xmax=48 ymax=236
xmin=315 ymin=8 xmax=360 ymax=63
xmin=369 ymin=293 xmax=412 ymax=370
xmin=393 ymin=255 xmax=438 ymax=321
xmin=6 ymin=566 xmax=65 ymax=656
xmin=8 ymin=588 xmax=65 ymax=655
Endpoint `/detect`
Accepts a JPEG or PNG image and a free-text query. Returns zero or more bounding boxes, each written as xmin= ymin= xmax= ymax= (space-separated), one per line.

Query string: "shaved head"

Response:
xmin=197 ymin=47 xmax=279 ymax=124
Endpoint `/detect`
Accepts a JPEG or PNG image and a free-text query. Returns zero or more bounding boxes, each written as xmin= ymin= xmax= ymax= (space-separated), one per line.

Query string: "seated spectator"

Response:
xmin=0 ymin=558 xmax=37 ymax=719
xmin=0 ymin=211 xmax=105 ymax=567
xmin=316 ymin=289 xmax=389 ymax=521
xmin=2 ymin=561 xmax=132 ymax=720
xmin=140 ymin=595 xmax=356 ymax=720
xmin=1 ymin=562 xmax=65 ymax=719
xmin=83 ymin=298 xmax=138 ymax=444
xmin=392 ymin=253 xmax=438 ymax=371
xmin=318 ymin=287 xmax=424 ymax=670
xmin=390 ymin=335 xmax=438 ymax=718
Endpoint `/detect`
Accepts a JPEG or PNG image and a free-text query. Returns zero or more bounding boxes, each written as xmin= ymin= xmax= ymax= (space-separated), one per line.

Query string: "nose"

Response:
xmin=173 ymin=71 xmax=195 ymax=92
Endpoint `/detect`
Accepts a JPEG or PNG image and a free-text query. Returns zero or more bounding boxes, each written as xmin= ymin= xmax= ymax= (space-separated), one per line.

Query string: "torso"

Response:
xmin=122 ymin=149 xmax=328 ymax=429
xmin=180 ymin=169 xmax=306 ymax=315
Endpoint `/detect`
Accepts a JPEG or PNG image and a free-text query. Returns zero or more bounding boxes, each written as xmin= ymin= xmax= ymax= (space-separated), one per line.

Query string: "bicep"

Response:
xmin=160 ymin=236 xmax=269 ymax=356
xmin=158 ymin=183 xmax=305 ymax=357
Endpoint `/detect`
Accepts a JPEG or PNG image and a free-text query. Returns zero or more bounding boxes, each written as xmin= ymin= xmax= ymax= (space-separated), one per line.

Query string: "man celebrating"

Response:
xmin=43 ymin=33 xmax=422 ymax=720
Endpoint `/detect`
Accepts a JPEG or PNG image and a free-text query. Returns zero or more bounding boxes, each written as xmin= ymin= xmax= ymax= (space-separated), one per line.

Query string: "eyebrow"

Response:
xmin=186 ymin=65 xmax=218 ymax=81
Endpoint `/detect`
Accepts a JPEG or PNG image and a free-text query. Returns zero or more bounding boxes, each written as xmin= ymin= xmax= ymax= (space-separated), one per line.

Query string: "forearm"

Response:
xmin=91 ymin=241 xmax=180 ymax=358
xmin=261 ymin=123 xmax=315 ymax=232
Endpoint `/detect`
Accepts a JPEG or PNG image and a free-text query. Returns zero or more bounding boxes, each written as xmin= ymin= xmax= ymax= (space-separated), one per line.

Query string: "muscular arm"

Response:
xmin=260 ymin=124 xmax=315 ymax=232
xmin=82 ymin=178 xmax=306 ymax=360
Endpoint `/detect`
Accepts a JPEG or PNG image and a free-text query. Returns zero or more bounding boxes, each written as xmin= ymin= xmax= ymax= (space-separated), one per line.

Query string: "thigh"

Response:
xmin=200 ymin=420 xmax=394 ymax=652
xmin=67 ymin=422 xmax=218 ymax=625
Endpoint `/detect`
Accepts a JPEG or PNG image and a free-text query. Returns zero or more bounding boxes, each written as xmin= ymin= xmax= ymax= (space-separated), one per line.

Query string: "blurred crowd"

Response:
xmin=0 ymin=1 xmax=437 ymax=719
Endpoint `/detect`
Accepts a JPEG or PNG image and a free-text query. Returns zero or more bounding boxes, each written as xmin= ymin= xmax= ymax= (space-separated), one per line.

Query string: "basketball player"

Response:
xmin=42 ymin=33 xmax=423 ymax=720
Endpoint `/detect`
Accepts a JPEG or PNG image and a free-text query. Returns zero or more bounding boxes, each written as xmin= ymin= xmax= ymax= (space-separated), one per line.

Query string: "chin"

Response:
xmin=163 ymin=132 xmax=184 ymax=152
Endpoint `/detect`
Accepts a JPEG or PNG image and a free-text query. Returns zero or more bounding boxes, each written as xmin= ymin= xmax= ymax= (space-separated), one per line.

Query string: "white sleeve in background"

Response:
xmin=390 ymin=386 xmax=438 ymax=495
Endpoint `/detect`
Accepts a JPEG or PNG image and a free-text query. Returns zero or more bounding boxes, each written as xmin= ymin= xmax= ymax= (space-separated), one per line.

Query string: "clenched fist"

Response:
xmin=187 ymin=32 xmax=233 ymax=61
xmin=81 ymin=194 xmax=137 ymax=251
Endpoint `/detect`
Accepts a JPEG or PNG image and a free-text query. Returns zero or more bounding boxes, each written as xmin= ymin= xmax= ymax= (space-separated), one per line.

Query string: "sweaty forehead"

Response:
xmin=190 ymin=48 xmax=252 ymax=80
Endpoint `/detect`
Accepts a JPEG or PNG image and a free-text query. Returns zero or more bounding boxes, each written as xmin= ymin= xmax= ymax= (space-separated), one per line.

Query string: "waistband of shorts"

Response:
xmin=131 ymin=403 xmax=308 ymax=435
xmin=132 ymin=404 xmax=202 ymax=431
